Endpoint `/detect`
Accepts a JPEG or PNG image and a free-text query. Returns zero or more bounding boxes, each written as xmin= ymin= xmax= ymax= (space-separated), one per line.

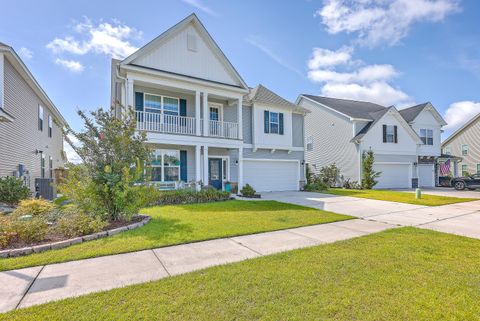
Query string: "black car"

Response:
xmin=451 ymin=174 xmax=480 ymax=190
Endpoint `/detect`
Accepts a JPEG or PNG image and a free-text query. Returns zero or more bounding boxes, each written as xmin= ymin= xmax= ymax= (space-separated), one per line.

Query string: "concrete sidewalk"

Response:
xmin=0 ymin=219 xmax=393 ymax=313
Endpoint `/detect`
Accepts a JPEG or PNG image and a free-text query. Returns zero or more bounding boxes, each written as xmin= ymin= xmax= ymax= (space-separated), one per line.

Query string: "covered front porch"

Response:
xmin=146 ymin=142 xmax=244 ymax=192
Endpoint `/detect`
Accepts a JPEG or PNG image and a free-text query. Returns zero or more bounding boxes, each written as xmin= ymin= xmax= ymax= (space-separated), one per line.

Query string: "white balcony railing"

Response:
xmin=136 ymin=111 xmax=196 ymax=135
xmin=135 ymin=111 xmax=239 ymax=139
xmin=209 ymin=120 xmax=239 ymax=139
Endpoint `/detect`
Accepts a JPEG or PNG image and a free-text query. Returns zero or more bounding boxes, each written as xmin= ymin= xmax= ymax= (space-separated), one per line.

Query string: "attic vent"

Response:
xmin=187 ymin=33 xmax=197 ymax=52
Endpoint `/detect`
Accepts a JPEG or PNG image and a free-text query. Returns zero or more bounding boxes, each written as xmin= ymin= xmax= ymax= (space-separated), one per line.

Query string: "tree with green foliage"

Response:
xmin=61 ymin=107 xmax=153 ymax=221
xmin=361 ymin=149 xmax=381 ymax=189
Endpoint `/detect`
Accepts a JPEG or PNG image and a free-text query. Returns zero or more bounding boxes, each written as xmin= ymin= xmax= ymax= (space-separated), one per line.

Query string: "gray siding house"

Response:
xmin=111 ymin=14 xmax=307 ymax=192
xmin=0 ymin=43 xmax=67 ymax=194
xmin=442 ymin=113 xmax=480 ymax=176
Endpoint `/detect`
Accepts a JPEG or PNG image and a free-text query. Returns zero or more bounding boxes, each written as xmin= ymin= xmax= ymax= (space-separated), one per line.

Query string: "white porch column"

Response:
xmin=203 ymin=145 xmax=209 ymax=187
xmin=202 ymin=92 xmax=209 ymax=136
xmin=238 ymin=147 xmax=243 ymax=191
xmin=237 ymin=96 xmax=243 ymax=140
xmin=195 ymin=144 xmax=201 ymax=191
xmin=195 ymin=91 xmax=201 ymax=136
xmin=126 ymin=78 xmax=134 ymax=109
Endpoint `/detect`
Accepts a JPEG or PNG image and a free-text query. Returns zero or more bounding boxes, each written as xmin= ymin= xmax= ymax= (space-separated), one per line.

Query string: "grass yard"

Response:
xmin=0 ymin=200 xmax=351 ymax=272
xmin=324 ymin=188 xmax=478 ymax=206
xmin=3 ymin=227 xmax=480 ymax=320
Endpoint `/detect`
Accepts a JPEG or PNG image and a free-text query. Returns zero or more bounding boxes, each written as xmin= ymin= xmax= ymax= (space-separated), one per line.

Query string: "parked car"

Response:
xmin=451 ymin=174 xmax=480 ymax=190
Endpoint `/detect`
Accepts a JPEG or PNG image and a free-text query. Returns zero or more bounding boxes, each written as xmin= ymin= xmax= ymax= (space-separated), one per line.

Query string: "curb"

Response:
xmin=0 ymin=215 xmax=151 ymax=258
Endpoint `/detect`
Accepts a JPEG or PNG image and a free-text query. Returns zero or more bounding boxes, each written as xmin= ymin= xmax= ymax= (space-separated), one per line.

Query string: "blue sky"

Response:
xmin=2 ymin=0 xmax=480 ymax=149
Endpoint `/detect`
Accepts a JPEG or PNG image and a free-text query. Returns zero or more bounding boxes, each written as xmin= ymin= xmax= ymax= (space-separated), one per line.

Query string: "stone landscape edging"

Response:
xmin=0 ymin=214 xmax=151 ymax=258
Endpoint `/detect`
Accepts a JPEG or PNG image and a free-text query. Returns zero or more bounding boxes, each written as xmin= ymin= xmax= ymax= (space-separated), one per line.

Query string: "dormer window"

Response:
xmin=383 ymin=125 xmax=397 ymax=143
xmin=420 ymin=129 xmax=433 ymax=145
xmin=264 ymin=110 xmax=284 ymax=135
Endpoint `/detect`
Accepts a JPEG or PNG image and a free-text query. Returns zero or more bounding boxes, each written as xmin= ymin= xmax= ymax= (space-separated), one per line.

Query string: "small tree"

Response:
xmin=361 ymin=150 xmax=381 ymax=189
xmin=319 ymin=164 xmax=342 ymax=188
xmin=61 ymin=107 xmax=152 ymax=221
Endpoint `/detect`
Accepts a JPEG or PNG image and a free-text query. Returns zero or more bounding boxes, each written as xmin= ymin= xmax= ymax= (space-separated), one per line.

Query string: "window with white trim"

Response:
xmin=38 ymin=105 xmax=44 ymax=131
xmin=306 ymin=136 xmax=313 ymax=151
xmin=48 ymin=115 xmax=53 ymax=138
xmin=462 ymin=144 xmax=468 ymax=156
xmin=150 ymin=149 xmax=180 ymax=182
xmin=385 ymin=125 xmax=395 ymax=143
xmin=41 ymin=154 xmax=45 ymax=178
xmin=144 ymin=94 xmax=179 ymax=116
xmin=269 ymin=112 xmax=279 ymax=134
xmin=462 ymin=164 xmax=469 ymax=176
xmin=420 ymin=129 xmax=433 ymax=145
xmin=222 ymin=159 xmax=228 ymax=181
xmin=49 ymin=156 xmax=53 ymax=178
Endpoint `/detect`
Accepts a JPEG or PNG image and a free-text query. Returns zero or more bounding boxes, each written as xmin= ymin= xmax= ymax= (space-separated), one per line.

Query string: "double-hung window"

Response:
xmin=38 ymin=105 xmax=44 ymax=131
xmin=385 ymin=125 xmax=395 ymax=143
xmin=306 ymin=136 xmax=313 ymax=151
xmin=150 ymin=149 xmax=180 ymax=182
xmin=163 ymin=97 xmax=179 ymax=116
xmin=462 ymin=144 xmax=468 ymax=156
xmin=40 ymin=154 xmax=45 ymax=178
xmin=49 ymin=156 xmax=53 ymax=178
xmin=144 ymin=94 xmax=162 ymax=114
xmin=144 ymin=94 xmax=179 ymax=116
xmin=462 ymin=164 xmax=469 ymax=176
xmin=269 ymin=112 xmax=279 ymax=134
xmin=420 ymin=129 xmax=433 ymax=145
xmin=48 ymin=115 xmax=53 ymax=138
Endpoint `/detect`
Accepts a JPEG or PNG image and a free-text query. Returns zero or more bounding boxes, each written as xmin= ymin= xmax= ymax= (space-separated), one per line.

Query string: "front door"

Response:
xmin=208 ymin=158 xmax=222 ymax=190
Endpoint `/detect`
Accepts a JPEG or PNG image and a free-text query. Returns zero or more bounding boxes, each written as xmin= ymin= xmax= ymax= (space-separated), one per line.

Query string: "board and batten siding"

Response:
xmin=300 ymin=98 xmax=360 ymax=181
xmin=442 ymin=117 xmax=480 ymax=174
xmin=0 ymin=59 xmax=64 ymax=191
xmin=292 ymin=113 xmax=304 ymax=148
xmin=242 ymin=105 xmax=252 ymax=144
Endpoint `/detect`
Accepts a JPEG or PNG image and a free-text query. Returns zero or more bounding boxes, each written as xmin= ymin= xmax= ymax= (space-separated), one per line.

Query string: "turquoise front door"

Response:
xmin=208 ymin=158 xmax=222 ymax=190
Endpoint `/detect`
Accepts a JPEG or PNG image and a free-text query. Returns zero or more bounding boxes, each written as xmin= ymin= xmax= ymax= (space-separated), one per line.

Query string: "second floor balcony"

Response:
xmin=135 ymin=111 xmax=240 ymax=139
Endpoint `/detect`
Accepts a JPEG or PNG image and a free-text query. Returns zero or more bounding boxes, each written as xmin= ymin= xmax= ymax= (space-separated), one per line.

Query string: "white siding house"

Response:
xmin=111 ymin=14 xmax=307 ymax=193
xmin=299 ymin=96 xmax=446 ymax=189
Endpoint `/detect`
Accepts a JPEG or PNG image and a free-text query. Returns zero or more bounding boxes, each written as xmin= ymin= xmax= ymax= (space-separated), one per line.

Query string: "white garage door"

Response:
xmin=418 ymin=164 xmax=435 ymax=187
xmin=243 ymin=160 xmax=299 ymax=192
xmin=373 ymin=163 xmax=411 ymax=189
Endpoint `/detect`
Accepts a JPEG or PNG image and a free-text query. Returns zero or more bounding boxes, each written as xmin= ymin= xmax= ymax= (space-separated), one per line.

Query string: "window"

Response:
xmin=163 ymin=97 xmax=179 ymax=115
xmin=420 ymin=129 xmax=433 ymax=145
xmin=210 ymin=107 xmax=219 ymax=121
xmin=477 ymin=164 xmax=480 ymax=175
xmin=462 ymin=144 xmax=468 ymax=156
xmin=269 ymin=112 xmax=279 ymax=134
xmin=143 ymin=94 xmax=179 ymax=116
xmin=150 ymin=149 xmax=180 ymax=182
xmin=222 ymin=159 xmax=228 ymax=181
xmin=49 ymin=156 xmax=53 ymax=178
xmin=444 ymin=147 xmax=451 ymax=155
xmin=41 ymin=154 xmax=45 ymax=178
xmin=48 ymin=115 xmax=53 ymax=138
xmin=462 ymin=165 xmax=469 ymax=176
xmin=144 ymin=94 xmax=162 ymax=114
xmin=38 ymin=105 xmax=44 ymax=131
xmin=306 ymin=136 xmax=313 ymax=151
xmin=385 ymin=125 xmax=395 ymax=143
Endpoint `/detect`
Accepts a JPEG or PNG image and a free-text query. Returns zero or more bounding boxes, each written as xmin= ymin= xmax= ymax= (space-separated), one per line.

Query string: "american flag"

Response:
xmin=440 ymin=159 xmax=451 ymax=175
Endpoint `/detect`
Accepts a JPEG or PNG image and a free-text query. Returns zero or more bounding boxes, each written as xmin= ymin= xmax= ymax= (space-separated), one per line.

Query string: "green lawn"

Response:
xmin=0 ymin=200 xmax=351 ymax=272
xmin=3 ymin=228 xmax=480 ymax=320
xmin=324 ymin=188 xmax=478 ymax=206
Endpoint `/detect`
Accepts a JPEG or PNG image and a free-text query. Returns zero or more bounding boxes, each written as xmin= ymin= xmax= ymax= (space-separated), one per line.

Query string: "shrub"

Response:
xmin=0 ymin=176 xmax=31 ymax=206
xmin=13 ymin=198 xmax=56 ymax=217
xmin=304 ymin=180 xmax=329 ymax=192
xmin=0 ymin=216 xmax=16 ymax=248
xmin=240 ymin=184 xmax=256 ymax=197
xmin=342 ymin=178 xmax=362 ymax=190
xmin=9 ymin=199 xmax=55 ymax=243
xmin=55 ymin=205 xmax=107 ymax=238
xmin=154 ymin=188 xmax=230 ymax=205
xmin=362 ymin=150 xmax=381 ymax=189
xmin=318 ymin=164 xmax=342 ymax=188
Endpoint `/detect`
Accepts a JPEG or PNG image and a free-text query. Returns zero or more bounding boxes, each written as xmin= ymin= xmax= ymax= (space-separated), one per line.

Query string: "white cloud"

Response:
xmin=307 ymin=46 xmax=410 ymax=106
xmin=55 ymin=58 xmax=84 ymax=73
xmin=246 ymin=36 xmax=303 ymax=76
xmin=18 ymin=47 xmax=33 ymax=59
xmin=316 ymin=0 xmax=460 ymax=47
xmin=47 ymin=18 xmax=140 ymax=59
xmin=444 ymin=101 xmax=480 ymax=131
xmin=181 ymin=0 xmax=218 ymax=16
xmin=64 ymin=135 xmax=82 ymax=164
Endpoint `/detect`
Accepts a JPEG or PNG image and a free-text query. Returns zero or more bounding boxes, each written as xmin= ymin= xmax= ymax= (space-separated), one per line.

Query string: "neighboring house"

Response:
xmin=442 ymin=113 xmax=480 ymax=176
xmin=0 ymin=43 xmax=67 ymax=196
xmin=298 ymin=95 xmax=447 ymax=189
xmin=111 ymin=14 xmax=307 ymax=192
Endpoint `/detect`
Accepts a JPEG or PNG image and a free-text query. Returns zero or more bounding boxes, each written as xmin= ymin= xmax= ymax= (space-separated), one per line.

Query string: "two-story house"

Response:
xmin=0 ymin=43 xmax=67 ymax=196
xmin=442 ymin=113 xmax=480 ymax=176
xmin=299 ymin=95 xmax=446 ymax=189
xmin=111 ymin=14 xmax=307 ymax=192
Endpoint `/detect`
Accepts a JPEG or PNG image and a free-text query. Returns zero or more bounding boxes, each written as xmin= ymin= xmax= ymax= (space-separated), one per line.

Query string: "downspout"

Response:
xmin=116 ymin=64 xmax=127 ymax=109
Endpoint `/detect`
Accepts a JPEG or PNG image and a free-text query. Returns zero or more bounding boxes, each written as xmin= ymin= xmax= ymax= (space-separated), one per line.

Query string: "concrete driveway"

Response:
xmin=262 ymin=191 xmax=480 ymax=238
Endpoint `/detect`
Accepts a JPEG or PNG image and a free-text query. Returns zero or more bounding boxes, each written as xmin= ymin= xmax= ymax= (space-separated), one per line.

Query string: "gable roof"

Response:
xmin=120 ymin=13 xmax=248 ymax=90
xmin=350 ymin=108 xmax=391 ymax=141
xmin=442 ymin=112 xmax=480 ymax=146
xmin=399 ymin=102 xmax=447 ymax=126
xmin=245 ymin=85 xmax=309 ymax=113
xmin=300 ymin=95 xmax=386 ymax=120
xmin=0 ymin=43 xmax=67 ymax=125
